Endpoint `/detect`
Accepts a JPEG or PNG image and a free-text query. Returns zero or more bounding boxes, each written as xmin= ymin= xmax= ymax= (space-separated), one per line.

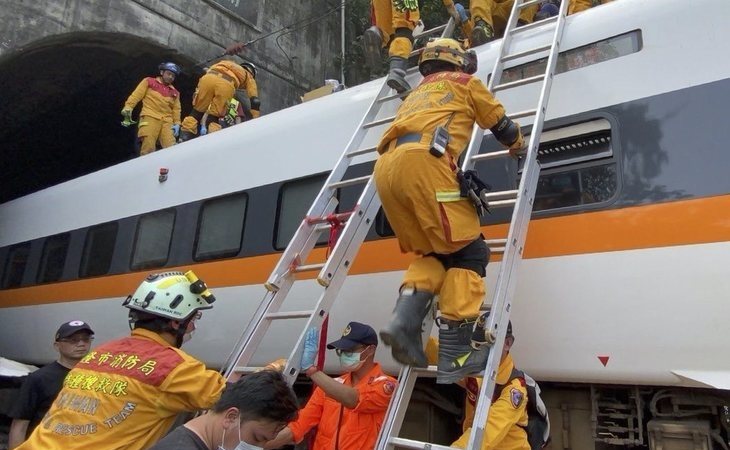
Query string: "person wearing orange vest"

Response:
xmin=373 ymin=38 xmax=523 ymax=384
xmin=15 ymin=271 xmax=226 ymax=450
xmin=179 ymin=59 xmax=249 ymax=141
xmin=121 ymin=62 xmax=182 ymax=156
xmin=362 ymin=0 xmax=421 ymax=94
xmin=469 ymin=1 xmax=539 ymax=46
xmin=569 ymin=0 xmax=613 ymax=14
xmin=265 ymin=322 xmax=397 ymax=450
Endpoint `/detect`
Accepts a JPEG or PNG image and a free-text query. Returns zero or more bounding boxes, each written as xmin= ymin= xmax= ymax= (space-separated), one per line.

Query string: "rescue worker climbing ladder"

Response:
xmin=374 ymin=38 xmax=524 ymax=384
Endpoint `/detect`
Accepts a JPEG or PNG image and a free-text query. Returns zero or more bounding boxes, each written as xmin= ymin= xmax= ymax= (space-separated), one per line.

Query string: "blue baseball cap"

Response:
xmin=327 ymin=321 xmax=378 ymax=350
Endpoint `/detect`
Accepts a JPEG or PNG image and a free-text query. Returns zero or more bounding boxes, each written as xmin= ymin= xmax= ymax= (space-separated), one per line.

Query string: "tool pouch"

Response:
xmin=457 ymin=169 xmax=492 ymax=216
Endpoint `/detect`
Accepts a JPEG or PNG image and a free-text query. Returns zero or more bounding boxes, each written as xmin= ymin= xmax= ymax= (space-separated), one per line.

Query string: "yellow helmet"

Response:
xmin=418 ymin=38 xmax=477 ymax=75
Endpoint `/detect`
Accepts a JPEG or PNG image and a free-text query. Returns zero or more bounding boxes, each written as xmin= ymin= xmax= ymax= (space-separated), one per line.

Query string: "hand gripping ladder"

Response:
xmin=377 ymin=1 xmax=569 ymax=449
xmin=220 ymin=17 xmax=461 ymax=384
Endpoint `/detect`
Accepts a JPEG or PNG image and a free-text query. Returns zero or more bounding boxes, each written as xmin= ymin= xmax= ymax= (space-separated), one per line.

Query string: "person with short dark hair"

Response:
xmin=7 ymin=321 xmax=94 ymax=449
xmin=149 ymin=370 xmax=299 ymax=450
xmin=15 ymin=271 xmax=226 ymax=450
xmin=266 ymin=322 xmax=397 ymax=450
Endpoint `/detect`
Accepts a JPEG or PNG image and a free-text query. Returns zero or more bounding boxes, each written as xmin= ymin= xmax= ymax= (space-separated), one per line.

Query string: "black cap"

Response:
xmin=327 ymin=322 xmax=378 ymax=351
xmin=55 ymin=320 xmax=94 ymax=341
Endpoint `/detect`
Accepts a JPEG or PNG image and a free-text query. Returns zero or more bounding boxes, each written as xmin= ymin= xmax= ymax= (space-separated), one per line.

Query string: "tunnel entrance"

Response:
xmin=0 ymin=31 xmax=201 ymax=203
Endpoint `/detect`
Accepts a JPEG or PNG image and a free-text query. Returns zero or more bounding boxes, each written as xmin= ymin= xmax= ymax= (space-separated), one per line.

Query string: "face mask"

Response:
xmin=339 ymin=349 xmax=365 ymax=372
xmin=218 ymin=414 xmax=266 ymax=450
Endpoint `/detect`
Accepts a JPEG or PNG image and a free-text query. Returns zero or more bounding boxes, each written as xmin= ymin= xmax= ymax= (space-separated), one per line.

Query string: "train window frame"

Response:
xmin=130 ymin=209 xmax=176 ymax=270
xmin=37 ymin=233 xmax=70 ymax=284
xmin=194 ymin=192 xmax=249 ymax=261
xmin=494 ymin=30 xmax=643 ymax=85
xmin=80 ymin=222 xmax=119 ymax=278
xmin=2 ymin=243 xmax=31 ymax=289
xmin=274 ymin=173 xmax=331 ymax=251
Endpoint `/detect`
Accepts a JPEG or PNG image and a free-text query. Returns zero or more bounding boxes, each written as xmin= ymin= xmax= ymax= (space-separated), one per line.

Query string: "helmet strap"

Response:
xmin=173 ymin=317 xmax=194 ymax=348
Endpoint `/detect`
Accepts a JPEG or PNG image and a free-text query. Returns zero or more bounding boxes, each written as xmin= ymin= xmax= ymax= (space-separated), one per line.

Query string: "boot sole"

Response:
xmin=386 ymin=77 xmax=410 ymax=95
xmin=379 ymin=329 xmax=427 ymax=367
xmin=436 ymin=365 xmax=483 ymax=384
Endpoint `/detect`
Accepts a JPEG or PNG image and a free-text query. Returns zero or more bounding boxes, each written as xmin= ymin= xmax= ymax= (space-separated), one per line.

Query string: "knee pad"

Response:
xmin=190 ymin=109 xmax=204 ymax=121
xmin=431 ymin=238 xmax=490 ymax=277
xmin=207 ymin=121 xmax=222 ymax=133
xmin=204 ymin=114 xmax=220 ymax=127
xmin=393 ymin=27 xmax=414 ymax=42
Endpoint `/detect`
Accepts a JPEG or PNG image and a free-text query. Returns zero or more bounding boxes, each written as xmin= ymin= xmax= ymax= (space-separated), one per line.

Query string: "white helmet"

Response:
xmin=123 ymin=271 xmax=215 ymax=321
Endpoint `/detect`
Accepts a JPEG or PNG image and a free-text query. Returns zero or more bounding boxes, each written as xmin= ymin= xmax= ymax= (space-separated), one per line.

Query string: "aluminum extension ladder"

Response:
xmin=220 ymin=17 xmax=460 ymax=383
xmin=376 ymin=1 xmax=569 ymax=449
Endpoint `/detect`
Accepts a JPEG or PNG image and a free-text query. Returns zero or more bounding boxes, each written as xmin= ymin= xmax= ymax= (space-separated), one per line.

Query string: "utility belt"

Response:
xmin=384 ymin=132 xmax=429 ymax=153
xmin=208 ymin=69 xmax=236 ymax=84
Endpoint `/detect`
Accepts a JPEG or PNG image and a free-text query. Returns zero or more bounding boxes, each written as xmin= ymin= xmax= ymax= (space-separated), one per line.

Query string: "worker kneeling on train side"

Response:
xmin=179 ymin=59 xmax=250 ymax=141
xmin=362 ymin=0 xmax=421 ymax=93
xmin=265 ymin=322 xmax=397 ymax=450
xmin=468 ymin=0 xmax=539 ymax=46
xmin=16 ymin=271 xmax=227 ymax=450
xmin=121 ymin=62 xmax=182 ymax=156
xmin=218 ymin=62 xmax=261 ymax=129
xmin=569 ymin=0 xmax=613 ymax=15
xmin=373 ymin=38 xmax=524 ymax=384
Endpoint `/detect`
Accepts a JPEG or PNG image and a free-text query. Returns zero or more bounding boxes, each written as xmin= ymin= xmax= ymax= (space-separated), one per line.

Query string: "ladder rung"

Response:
xmin=489 ymin=198 xmax=518 ymax=208
xmin=484 ymin=238 xmax=508 ymax=247
xmin=390 ymin=438 xmax=453 ymax=450
xmin=491 ymin=247 xmax=506 ymax=253
xmin=328 ymin=175 xmax=371 ymax=190
xmin=306 ymin=212 xmax=353 ymax=225
xmin=291 ymin=262 xmax=325 ymax=273
xmin=511 ymin=14 xmax=558 ymax=34
xmin=233 ymin=366 xmax=265 ymax=374
xmin=518 ymin=0 xmax=542 ymax=9
xmin=483 ymin=189 xmax=518 ymax=200
xmin=347 ymin=145 xmax=377 ymax=157
xmin=510 ymin=108 xmax=538 ymax=120
xmin=363 ymin=115 xmax=396 ymax=129
xmin=406 ymin=65 xmax=420 ymax=75
xmin=409 ymin=47 xmax=425 ymax=58
xmin=414 ymin=24 xmax=448 ymax=39
xmin=501 ymin=44 xmax=551 ymax=63
xmin=264 ymin=310 xmax=316 ymax=320
xmin=492 ymin=73 xmax=545 ymax=92
xmin=378 ymin=90 xmax=410 ymax=102
xmin=470 ymin=149 xmax=511 ymax=162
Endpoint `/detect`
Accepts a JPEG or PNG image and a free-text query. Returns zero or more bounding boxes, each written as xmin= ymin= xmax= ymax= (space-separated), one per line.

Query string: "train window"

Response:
xmin=533 ymin=164 xmax=617 ymax=211
xmin=37 ymin=233 xmax=70 ymax=283
xmin=2 ymin=243 xmax=30 ymax=288
xmin=500 ymin=30 xmax=642 ymax=84
xmin=275 ymin=174 xmax=328 ymax=250
xmin=131 ymin=210 xmax=176 ymax=270
xmin=195 ymin=193 xmax=248 ymax=261
xmin=80 ymin=222 xmax=118 ymax=278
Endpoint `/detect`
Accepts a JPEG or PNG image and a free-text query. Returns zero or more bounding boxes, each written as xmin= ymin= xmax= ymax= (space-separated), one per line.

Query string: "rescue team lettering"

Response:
xmin=63 ymin=373 xmax=129 ymax=397
xmin=56 ymin=392 xmax=100 ymax=415
xmin=80 ymin=351 xmax=157 ymax=374
xmin=53 ymin=422 xmax=97 ymax=436
xmin=104 ymin=402 xmax=137 ymax=428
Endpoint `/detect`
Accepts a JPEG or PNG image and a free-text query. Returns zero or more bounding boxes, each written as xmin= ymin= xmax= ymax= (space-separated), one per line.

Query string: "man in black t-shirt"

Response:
xmin=149 ymin=370 xmax=298 ymax=450
xmin=7 ymin=320 xmax=94 ymax=449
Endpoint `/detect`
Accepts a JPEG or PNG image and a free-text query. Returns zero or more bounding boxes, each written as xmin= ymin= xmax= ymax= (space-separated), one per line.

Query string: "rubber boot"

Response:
xmin=470 ymin=19 xmax=495 ymax=47
xmin=379 ymin=289 xmax=433 ymax=367
xmin=178 ymin=130 xmax=196 ymax=143
xmin=386 ymin=56 xmax=411 ymax=94
xmin=362 ymin=26 xmax=383 ymax=71
xmin=436 ymin=317 xmax=489 ymax=384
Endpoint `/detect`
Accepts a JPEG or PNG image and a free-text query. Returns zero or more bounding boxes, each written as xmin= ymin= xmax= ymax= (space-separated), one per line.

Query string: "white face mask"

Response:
xmin=218 ymin=416 xmax=265 ymax=450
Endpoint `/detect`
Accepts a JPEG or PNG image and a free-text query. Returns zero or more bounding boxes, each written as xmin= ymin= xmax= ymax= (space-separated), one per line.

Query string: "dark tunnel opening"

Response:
xmin=0 ymin=31 xmax=203 ymax=204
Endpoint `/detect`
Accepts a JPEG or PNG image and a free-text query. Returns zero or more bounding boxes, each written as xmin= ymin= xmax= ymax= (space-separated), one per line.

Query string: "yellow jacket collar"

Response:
xmin=496 ymin=353 xmax=515 ymax=384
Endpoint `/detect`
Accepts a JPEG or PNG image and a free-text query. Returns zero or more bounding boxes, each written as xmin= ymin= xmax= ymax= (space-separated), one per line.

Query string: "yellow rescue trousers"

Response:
xmin=180 ymin=72 xmax=234 ymax=136
xmin=569 ymin=0 xmax=613 ymax=14
xmin=137 ymin=116 xmax=176 ymax=155
xmin=374 ymin=144 xmax=486 ymax=320
xmin=371 ymin=0 xmax=421 ymax=58
xmin=471 ymin=0 xmax=538 ymax=37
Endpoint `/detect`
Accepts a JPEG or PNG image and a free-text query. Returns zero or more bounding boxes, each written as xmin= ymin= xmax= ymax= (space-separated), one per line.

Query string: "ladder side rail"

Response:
xmin=317 ymin=179 xmax=380 ymax=285
xmin=222 ymin=198 xmax=339 ymax=378
xmin=465 ymin=1 xmax=568 ymax=448
xmin=283 ymin=188 xmax=383 ymax=382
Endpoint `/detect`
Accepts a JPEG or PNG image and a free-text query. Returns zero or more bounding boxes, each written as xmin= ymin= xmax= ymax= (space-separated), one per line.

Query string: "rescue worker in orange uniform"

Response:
xmin=179 ymin=59 xmax=249 ymax=141
xmin=469 ymin=0 xmax=539 ymax=46
xmin=569 ymin=0 xmax=613 ymax=14
xmin=265 ymin=322 xmax=397 ymax=450
xmin=374 ymin=38 xmax=523 ymax=384
xmin=16 ymin=271 xmax=226 ymax=450
xmin=362 ymin=0 xmax=421 ymax=93
xmin=121 ymin=62 xmax=182 ymax=156
xmin=425 ymin=317 xmax=529 ymax=450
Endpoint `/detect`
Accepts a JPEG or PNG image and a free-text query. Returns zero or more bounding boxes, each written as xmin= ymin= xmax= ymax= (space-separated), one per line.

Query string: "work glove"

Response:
xmin=171 ymin=124 xmax=180 ymax=137
xmin=300 ymin=327 xmax=319 ymax=370
xmin=508 ymin=132 xmax=525 ymax=158
xmin=120 ymin=109 xmax=136 ymax=127
xmin=454 ymin=3 xmax=469 ymax=24
xmin=199 ymin=124 xmax=208 ymax=136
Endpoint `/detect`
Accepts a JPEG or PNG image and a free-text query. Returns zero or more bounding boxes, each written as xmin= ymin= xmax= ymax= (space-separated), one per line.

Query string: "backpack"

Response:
xmin=495 ymin=368 xmax=551 ymax=449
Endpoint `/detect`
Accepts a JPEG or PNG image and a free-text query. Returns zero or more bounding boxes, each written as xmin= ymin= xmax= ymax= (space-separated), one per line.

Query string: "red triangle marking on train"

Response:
xmin=598 ymin=356 xmax=610 ymax=367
